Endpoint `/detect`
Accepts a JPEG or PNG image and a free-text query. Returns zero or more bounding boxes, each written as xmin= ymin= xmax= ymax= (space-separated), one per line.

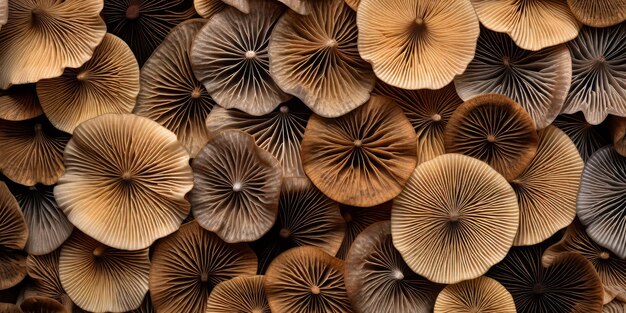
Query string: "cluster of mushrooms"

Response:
xmin=0 ymin=0 xmax=626 ymax=312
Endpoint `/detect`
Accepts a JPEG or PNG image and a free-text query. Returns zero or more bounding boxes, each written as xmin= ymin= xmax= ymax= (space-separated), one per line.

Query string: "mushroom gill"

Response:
xmin=433 ymin=276 xmax=516 ymax=313
xmin=193 ymin=0 xmax=227 ymax=17
xmin=567 ymin=0 xmax=626 ymax=27
xmin=553 ymin=113 xmax=611 ymax=162
xmin=0 ymin=181 xmax=28 ymax=290
xmin=0 ymin=84 xmax=42 ymax=121
xmin=25 ymin=250 xmax=79 ymax=312
xmin=206 ymin=276 xmax=270 ymax=313
xmin=336 ymin=201 xmax=391 ymax=260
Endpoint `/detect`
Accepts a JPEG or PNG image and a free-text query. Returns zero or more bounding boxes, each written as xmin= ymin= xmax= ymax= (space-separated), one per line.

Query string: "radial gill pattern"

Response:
xmin=433 ymin=276 xmax=516 ymax=313
xmin=553 ymin=112 xmax=611 ymax=162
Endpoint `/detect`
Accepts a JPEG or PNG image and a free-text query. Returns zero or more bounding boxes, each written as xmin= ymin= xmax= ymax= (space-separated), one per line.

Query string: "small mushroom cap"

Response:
xmin=612 ymin=116 xmax=626 ymax=157
xmin=567 ymin=0 xmax=626 ymax=27
xmin=206 ymin=275 xmax=270 ymax=313
xmin=26 ymin=250 xmax=78 ymax=312
xmin=20 ymin=296 xmax=68 ymax=313
xmin=553 ymin=113 xmax=611 ymax=162
xmin=0 ymin=181 xmax=28 ymax=290
xmin=193 ymin=0 xmax=226 ymax=17
xmin=336 ymin=201 xmax=391 ymax=260
xmin=0 ymin=84 xmax=43 ymax=121
xmin=434 ymin=276 xmax=516 ymax=313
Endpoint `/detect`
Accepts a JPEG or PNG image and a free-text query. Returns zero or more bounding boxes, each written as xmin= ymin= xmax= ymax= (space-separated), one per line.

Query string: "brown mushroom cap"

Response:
xmin=0 ymin=303 xmax=21 ymax=313
xmin=392 ymin=154 xmax=519 ymax=284
xmin=568 ymin=0 xmax=626 ymax=27
xmin=191 ymin=130 xmax=282 ymax=243
xmin=193 ymin=0 xmax=226 ymax=17
xmin=344 ymin=221 xmax=444 ymax=313
xmin=277 ymin=0 xmax=314 ymax=14
xmin=301 ymin=95 xmax=417 ymax=207
xmin=20 ymin=296 xmax=68 ymax=313
xmin=0 ymin=0 xmax=106 ymax=89
xmin=26 ymin=250 xmax=78 ymax=312
xmin=434 ymin=276 xmax=516 ymax=313
xmin=150 ymin=221 xmax=257 ymax=313
xmin=125 ymin=294 xmax=155 ymax=313
xmin=344 ymin=0 xmax=358 ymax=10
xmin=54 ymin=114 xmax=194 ymax=250
xmin=336 ymin=201 xmax=391 ymax=260
xmin=265 ymin=246 xmax=352 ymax=313
xmin=357 ymin=0 xmax=479 ymax=90
xmin=206 ymin=275 xmax=270 ymax=313
xmin=444 ymin=94 xmax=539 ymax=181
xmin=0 ymin=84 xmax=42 ymax=121
xmin=135 ymin=19 xmax=216 ymax=158
xmin=0 ymin=181 xmax=28 ymax=290
xmin=553 ymin=113 xmax=611 ymax=162
xmin=612 ymin=116 xmax=626 ymax=157
xmin=222 ymin=0 xmax=250 ymax=13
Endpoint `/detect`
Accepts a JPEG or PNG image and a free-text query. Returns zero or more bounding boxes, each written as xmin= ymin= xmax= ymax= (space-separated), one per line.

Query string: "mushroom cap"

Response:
xmin=37 ymin=33 xmax=139 ymax=134
xmin=344 ymin=0 xmax=358 ymax=10
xmin=577 ymin=146 xmax=626 ymax=258
xmin=454 ymin=27 xmax=572 ymax=129
xmin=510 ymin=126 xmax=583 ymax=246
xmin=193 ymin=0 xmax=226 ymax=17
xmin=336 ymin=201 xmax=391 ymax=260
xmin=567 ymin=0 xmax=626 ymax=27
xmin=135 ymin=19 xmax=216 ymax=158
xmin=604 ymin=300 xmax=626 ymax=313
xmin=59 ymin=231 xmax=149 ymax=312
xmin=125 ymin=294 xmax=155 ymax=313
xmin=344 ymin=221 xmax=444 ymax=313
xmin=269 ymin=0 xmax=375 ymax=118
xmin=26 ymin=250 xmax=78 ymax=312
xmin=563 ymin=23 xmax=626 ymax=125
xmin=357 ymin=0 xmax=479 ymax=90
xmin=0 ymin=181 xmax=28 ymax=290
xmin=265 ymin=246 xmax=352 ymax=313
xmin=553 ymin=113 xmax=611 ymax=162
xmin=0 ymin=116 xmax=69 ymax=186
xmin=191 ymin=0 xmax=290 ymax=116
xmin=0 ymin=303 xmax=21 ymax=313
xmin=191 ymin=130 xmax=282 ymax=243
xmin=612 ymin=116 xmax=626 ymax=157
xmin=206 ymin=275 xmax=270 ymax=313
xmin=0 ymin=0 xmax=106 ymax=88
xmin=205 ymin=99 xmax=311 ymax=177
xmin=149 ymin=221 xmax=257 ymax=313
xmin=20 ymin=296 xmax=68 ymax=313
xmin=392 ymin=153 xmax=519 ymax=284
xmin=0 ymin=84 xmax=43 ymax=121
xmin=470 ymin=0 xmax=581 ymax=51
xmin=277 ymin=0 xmax=314 ymax=14
xmin=444 ymin=94 xmax=539 ymax=181
xmin=301 ymin=95 xmax=417 ymax=207
xmin=222 ymin=0 xmax=250 ymax=13
xmin=434 ymin=276 xmax=516 ymax=313
xmin=54 ymin=113 xmax=194 ymax=250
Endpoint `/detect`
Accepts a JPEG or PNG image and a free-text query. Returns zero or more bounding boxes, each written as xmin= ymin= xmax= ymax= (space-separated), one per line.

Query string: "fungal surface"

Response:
xmin=433 ymin=276 xmax=516 ymax=313
xmin=0 ymin=84 xmax=42 ymax=121
xmin=336 ymin=201 xmax=391 ymax=260
xmin=553 ymin=113 xmax=610 ymax=162
xmin=206 ymin=275 xmax=270 ymax=313
xmin=0 ymin=181 xmax=28 ymax=290
xmin=26 ymin=250 xmax=78 ymax=312
xmin=567 ymin=0 xmax=626 ymax=27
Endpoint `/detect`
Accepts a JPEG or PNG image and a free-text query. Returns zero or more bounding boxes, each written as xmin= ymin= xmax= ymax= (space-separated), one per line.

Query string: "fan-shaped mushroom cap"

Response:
xmin=206 ymin=275 xmax=269 ymax=313
xmin=191 ymin=130 xmax=282 ymax=243
xmin=194 ymin=0 xmax=227 ymax=17
xmin=344 ymin=221 xmax=444 ymax=313
xmin=577 ymin=146 xmax=626 ymax=258
xmin=604 ymin=300 xmax=626 ymax=313
xmin=612 ymin=117 xmax=626 ymax=157
xmin=392 ymin=154 xmax=519 ymax=284
xmin=553 ymin=113 xmax=611 ymax=162
xmin=269 ymin=0 xmax=375 ymax=118
xmin=26 ymin=250 xmax=79 ymax=313
xmin=568 ymin=0 xmax=626 ymax=27
xmin=434 ymin=276 xmax=516 ymax=313
xmin=301 ymin=95 xmax=417 ymax=207
xmin=0 ymin=303 xmax=21 ymax=313
xmin=0 ymin=116 xmax=70 ymax=186
xmin=54 ymin=114 xmax=194 ymax=251
xmin=0 ymin=84 xmax=42 ymax=121
xmin=265 ymin=246 xmax=352 ymax=313
xmin=205 ymin=99 xmax=311 ymax=177
xmin=150 ymin=221 xmax=257 ymax=313
xmin=20 ymin=296 xmax=68 ymax=313
xmin=191 ymin=0 xmax=290 ymax=116
xmin=37 ymin=33 xmax=139 ymax=134
xmin=0 ymin=0 xmax=106 ymax=89
xmin=444 ymin=94 xmax=538 ymax=181
xmin=336 ymin=202 xmax=391 ymax=260
xmin=135 ymin=19 xmax=215 ymax=158
xmin=0 ymin=181 xmax=28 ymax=290
xmin=454 ymin=27 xmax=572 ymax=129
xmin=357 ymin=0 xmax=479 ymax=90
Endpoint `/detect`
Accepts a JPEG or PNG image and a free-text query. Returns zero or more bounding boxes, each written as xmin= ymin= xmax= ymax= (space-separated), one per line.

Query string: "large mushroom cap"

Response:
xmin=434 ymin=276 xmax=516 ymax=313
xmin=0 ymin=0 xmax=106 ymax=89
xmin=191 ymin=0 xmax=290 ymax=116
xmin=336 ymin=202 xmax=391 ymax=260
xmin=0 ymin=84 xmax=42 ymax=121
xmin=265 ymin=246 xmax=352 ymax=313
xmin=269 ymin=0 xmax=375 ymax=118
xmin=26 ymin=250 xmax=79 ymax=312
xmin=444 ymin=94 xmax=539 ymax=181
xmin=301 ymin=95 xmax=417 ymax=207
xmin=454 ymin=27 xmax=572 ymax=129
xmin=191 ymin=130 xmax=282 ymax=243
xmin=392 ymin=154 xmax=519 ymax=284
xmin=193 ymin=0 xmax=226 ymax=17
xmin=357 ymin=0 xmax=479 ymax=90
xmin=344 ymin=221 xmax=444 ymax=313
xmin=20 ymin=296 xmax=68 ymax=313
xmin=206 ymin=275 xmax=270 ymax=313
xmin=553 ymin=113 xmax=611 ymax=162
xmin=0 ymin=181 xmax=28 ymax=290
xmin=567 ymin=0 xmax=626 ymax=27
xmin=150 ymin=221 xmax=257 ymax=313
xmin=54 ymin=113 xmax=194 ymax=251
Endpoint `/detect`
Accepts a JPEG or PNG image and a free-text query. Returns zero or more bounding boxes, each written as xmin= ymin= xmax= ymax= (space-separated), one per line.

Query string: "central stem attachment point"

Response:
xmin=279 ymin=228 xmax=290 ymax=238
xmin=200 ymin=271 xmax=209 ymax=283
xmin=343 ymin=212 xmax=353 ymax=223
xmin=121 ymin=172 xmax=133 ymax=181
xmin=310 ymin=285 xmax=321 ymax=295
xmin=325 ymin=39 xmax=338 ymax=48
xmin=391 ymin=269 xmax=404 ymax=280
xmin=126 ymin=4 xmax=141 ymax=20
xmin=415 ymin=17 xmax=424 ymax=26
xmin=486 ymin=134 xmax=497 ymax=143
xmin=503 ymin=56 xmax=511 ymax=67
xmin=232 ymin=182 xmax=243 ymax=192
xmin=191 ymin=87 xmax=202 ymax=99
xmin=599 ymin=251 xmax=610 ymax=260
xmin=432 ymin=114 xmax=442 ymax=122
xmin=93 ymin=246 xmax=107 ymax=257
xmin=353 ymin=139 xmax=363 ymax=148
xmin=245 ymin=50 xmax=257 ymax=59
xmin=280 ymin=105 xmax=289 ymax=113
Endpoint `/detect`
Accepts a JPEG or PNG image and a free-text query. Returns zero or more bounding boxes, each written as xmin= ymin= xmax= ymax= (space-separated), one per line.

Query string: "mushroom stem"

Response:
xmin=391 ymin=269 xmax=404 ymax=281
xmin=280 ymin=105 xmax=289 ymax=113
xmin=33 ymin=123 xmax=43 ymax=134
xmin=310 ymin=285 xmax=321 ymax=295
xmin=279 ymin=228 xmax=291 ymax=239
xmin=191 ymin=87 xmax=202 ymax=99
xmin=76 ymin=72 xmax=90 ymax=81
xmin=245 ymin=50 xmax=257 ymax=60
xmin=599 ymin=251 xmax=610 ymax=260
xmin=343 ymin=212 xmax=353 ymax=223
xmin=126 ymin=4 xmax=141 ymax=20
xmin=92 ymin=246 xmax=107 ymax=257
xmin=486 ymin=134 xmax=497 ymax=143
xmin=200 ymin=271 xmax=209 ymax=283
xmin=432 ymin=114 xmax=442 ymax=122
xmin=353 ymin=139 xmax=363 ymax=148
xmin=232 ymin=182 xmax=243 ymax=192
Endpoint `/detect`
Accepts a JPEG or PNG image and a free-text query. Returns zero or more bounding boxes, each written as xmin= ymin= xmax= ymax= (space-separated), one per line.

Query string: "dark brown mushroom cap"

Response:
xmin=269 ymin=0 xmax=375 ymax=118
xmin=604 ymin=300 xmax=626 ymax=313
xmin=265 ymin=246 xmax=352 ymax=313
xmin=336 ymin=201 xmax=391 ymax=260
xmin=191 ymin=0 xmax=290 ymax=116
xmin=206 ymin=275 xmax=270 ymax=313
xmin=301 ymin=95 xmax=417 ymax=207
xmin=0 ymin=303 xmax=21 ymax=313
xmin=205 ymin=99 xmax=311 ymax=177
xmin=553 ymin=113 xmax=611 ymax=162
xmin=0 ymin=84 xmax=42 ymax=121
xmin=0 ymin=116 xmax=70 ymax=186
xmin=0 ymin=181 xmax=28 ymax=290
xmin=392 ymin=154 xmax=519 ymax=284
xmin=193 ymin=0 xmax=226 ymax=17
xmin=135 ymin=19 xmax=216 ymax=158
xmin=433 ymin=276 xmax=516 ymax=313
xmin=190 ymin=130 xmax=282 ymax=243
xmin=568 ymin=0 xmax=626 ymax=27
xmin=444 ymin=94 xmax=539 ymax=181
xmin=150 ymin=221 xmax=257 ymax=313
xmin=20 ymin=296 xmax=68 ymax=313
xmin=344 ymin=221 xmax=444 ymax=313
xmin=26 ymin=250 xmax=78 ymax=312
xmin=577 ymin=146 xmax=626 ymax=258
xmin=0 ymin=0 xmax=106 ymax=89
xmin=454 ymin=27 xmax=572 ymax=129
xmin=612 ymin=116 xmax=626 ymax=157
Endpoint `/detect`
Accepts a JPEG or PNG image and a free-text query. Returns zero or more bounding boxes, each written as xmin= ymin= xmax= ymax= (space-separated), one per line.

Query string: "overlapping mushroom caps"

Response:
xmin=454 ymin=27 xmax=572 ymax=129
xmin=206 ymin=276 xmax=270 ymax=313
xmin=191 ymin=0 xmax=290 ymax=116
xmin=444 ymin=94 xmax=539 ymax=181
xmin=567 ymin=0 xmax=626 ymax=27
xmin=577 ymin=146 xmax=626 ymax=258
xmin=190 ymin=130 xmax=282 ymax=243
xmin=26 ymin=250 xmax=80 ymax=312
xmin=0 ymin=84 xmax=42 ymax=121
xmin=392 ymin=154 xmax=519 ymax=284
xmin=193 ymin=0 xmax=226 ymax=17
xmin=0 ymin=0 xmax=106 ymax=89
xmin=150 ymin=221 xmax=257 ymax=313
xmin=269 ymin=0 xmax=375 ymax=118
xmin=0 ymin=181 xmax=28 ymax=290
xmin=553 ymin=113 xmax=611 ymax=162
xmin=265 ymin=246 xmax=352 ymax=313
xmin=357 ymin=0 xmax=479 ymax=90
xmin=135 ymin=19 xmax=216 ymax=158
xmin=433 ymin=277 xmax=516 ymax=313
xmin=301 ymin=95 xmax=417 ymax=207
xmin=54 ymin=114 xmax=194 ymax=251
xmin=20 ymin=296 xmax=68 ymax=313
xmin=344 ymin=221 xmax=444 ymax=313
xmin=336 ymin=202 xmax=391 ymax=260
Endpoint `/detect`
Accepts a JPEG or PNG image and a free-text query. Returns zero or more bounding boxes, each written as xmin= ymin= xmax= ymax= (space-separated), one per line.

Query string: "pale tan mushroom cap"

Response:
xmin=568 ymin=0 xmax=626 ymax=27
xmin=434 ymin=276 xmax=516 ymax=313
xmin=193 ymin=0 xmax=226 ymax=17
xmin=206 ymin=275 xmax=270 ymax=313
